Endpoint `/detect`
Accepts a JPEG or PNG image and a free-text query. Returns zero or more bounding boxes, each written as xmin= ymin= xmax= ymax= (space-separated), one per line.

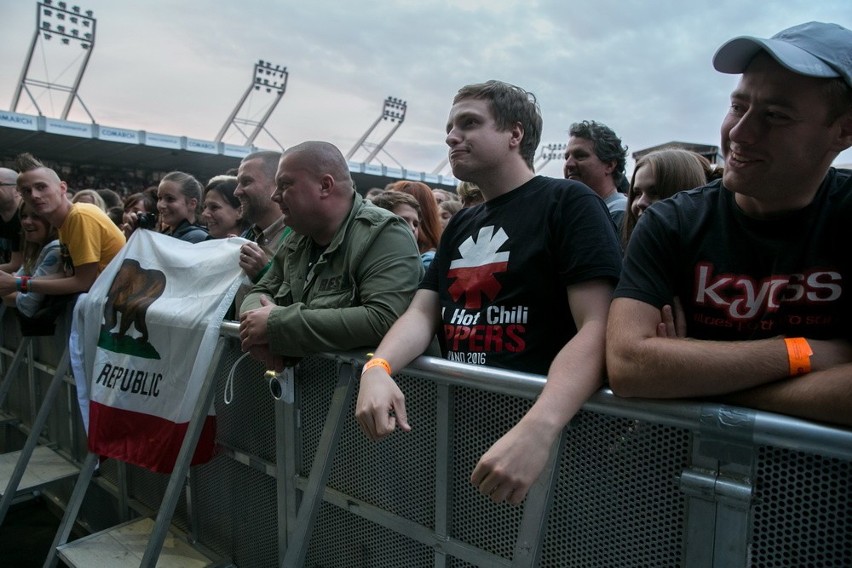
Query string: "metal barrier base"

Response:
xmin=56 ymin=517 xmax=233 ymax=568
xmin=0 ymin=446 xmax=79 ymax=497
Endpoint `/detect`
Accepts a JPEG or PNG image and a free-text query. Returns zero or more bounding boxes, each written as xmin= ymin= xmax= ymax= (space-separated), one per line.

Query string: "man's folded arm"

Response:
xmin=607 ymin=297 xmax=793 ymax=398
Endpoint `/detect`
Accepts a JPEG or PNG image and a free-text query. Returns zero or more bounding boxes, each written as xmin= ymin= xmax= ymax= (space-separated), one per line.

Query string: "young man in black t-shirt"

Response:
xmin=607 ymin=22 xmax=852 ymax=427
xmin=356 ymin=80 xmax=621 ymax=505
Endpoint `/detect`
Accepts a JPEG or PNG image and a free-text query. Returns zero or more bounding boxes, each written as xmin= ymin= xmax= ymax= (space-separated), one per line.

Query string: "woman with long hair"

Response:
xmin=622 ymin=149 xmax=722 ymax=248
xmin=2 ymin=201 xmax=62 ymax=318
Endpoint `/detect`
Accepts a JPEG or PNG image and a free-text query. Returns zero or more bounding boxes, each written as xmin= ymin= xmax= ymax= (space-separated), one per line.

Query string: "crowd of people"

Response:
xmin=0 ymin=21 xmax=850 ymax=510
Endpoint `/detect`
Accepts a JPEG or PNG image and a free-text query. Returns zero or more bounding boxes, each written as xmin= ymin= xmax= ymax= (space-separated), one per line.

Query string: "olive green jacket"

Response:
xmin=240 ymin=195 xmax=422 ymax=357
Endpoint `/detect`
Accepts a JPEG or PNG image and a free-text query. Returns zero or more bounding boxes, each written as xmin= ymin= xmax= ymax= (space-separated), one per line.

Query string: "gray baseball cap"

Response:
xmin=713 ymin=21 xmax=852 ymax=88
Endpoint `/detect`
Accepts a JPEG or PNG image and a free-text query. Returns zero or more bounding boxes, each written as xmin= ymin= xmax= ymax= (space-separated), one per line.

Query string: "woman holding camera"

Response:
xmin=123 ymin=172 xmax=208 ymax=243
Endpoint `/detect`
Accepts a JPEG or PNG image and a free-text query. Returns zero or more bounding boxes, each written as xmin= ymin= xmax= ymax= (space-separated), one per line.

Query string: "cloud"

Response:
xmin=2 ymin=0 xmax=851 ymax=172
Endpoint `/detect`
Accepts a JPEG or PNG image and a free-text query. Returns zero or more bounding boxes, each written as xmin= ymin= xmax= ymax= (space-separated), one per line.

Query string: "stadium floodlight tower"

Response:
xmin=11 ymin=1 xmax=97 ymax=121
xmin=534 ymin=142 xmax=568 ymax=173
xmin=346 ymin=96 xmax=407 ymax=166
xmin=215 ymin=60 xmax=288 ymax=148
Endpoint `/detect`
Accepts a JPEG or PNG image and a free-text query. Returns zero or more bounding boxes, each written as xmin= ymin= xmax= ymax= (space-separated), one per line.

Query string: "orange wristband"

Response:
xmin=362 ymin=357 xmax=391 ymax=377
xmin=784 ymin=337 xmax=812 ymax=377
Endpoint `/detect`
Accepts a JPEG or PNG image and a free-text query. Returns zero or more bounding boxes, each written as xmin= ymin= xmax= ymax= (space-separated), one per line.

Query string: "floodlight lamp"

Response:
xmin=81 ymin=43 xmax=89 ymax=49
xmin=83 ymin=20 xmax=90 ymax=27
xmin=259 ymin=59 xmax=265 ymax=66
xmin=266 ymin=88 xmax=271 ymax=93
xmin=72 ymin=5 xmax=80 ymax=12
xmin=44 ymin=0 xmax=53 ymax=5
xmin=57 ymin=24 xmax=65 ymax=32
xmin=84 ymin=32 xmax=91 ymax=39
xmin=57 ymin=12 xmax=65 ymax=20
xmin=70 ymin=16 xmax=77 ymax=23
xmin=44 ymin=8 xmax=53 ymax=16
xmin=58 ymin=1 xmax=66 ymax=8
xmin=71 ymin=29 xmax=78 ymax=36
xmin=42 ymin=21 xmax=51 ymax=30
xmin=85 ymin=10 xmax=92 ymax=16
xmin=43 ymin=32 xmax=52 ymax=40
xmin=62 ymin=37 xmax=69 ymax=44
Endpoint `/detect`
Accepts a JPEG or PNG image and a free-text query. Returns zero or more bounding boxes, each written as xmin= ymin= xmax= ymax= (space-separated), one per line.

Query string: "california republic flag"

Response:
xmin=75 ymin=230 xmax=247 ymax=473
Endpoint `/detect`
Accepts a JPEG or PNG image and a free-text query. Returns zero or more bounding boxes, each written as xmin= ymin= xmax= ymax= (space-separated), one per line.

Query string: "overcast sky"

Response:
xmin=2 ymin=0 xmax=851 ymax=178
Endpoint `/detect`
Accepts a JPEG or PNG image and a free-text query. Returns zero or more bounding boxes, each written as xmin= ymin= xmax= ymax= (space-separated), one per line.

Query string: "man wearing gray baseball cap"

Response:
xmin=607 ymin=22 xmax=852 ymax=426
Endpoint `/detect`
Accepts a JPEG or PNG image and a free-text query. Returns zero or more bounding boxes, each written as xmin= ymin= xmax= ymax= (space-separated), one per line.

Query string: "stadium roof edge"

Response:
xmin=0 ymin=110 xmax=457 ymax=190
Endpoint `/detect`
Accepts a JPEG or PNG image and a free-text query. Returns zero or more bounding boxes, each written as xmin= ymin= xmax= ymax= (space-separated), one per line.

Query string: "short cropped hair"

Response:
xmin=454 ymin=81 xmax=542 ymax=169
xmin=569 ymin=120 xmax=628 ymax=186
xmin=242 ymin=150 xmax=282 ymax=182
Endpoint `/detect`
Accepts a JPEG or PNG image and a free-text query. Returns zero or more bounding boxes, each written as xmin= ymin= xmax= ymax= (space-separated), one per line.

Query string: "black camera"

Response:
xmin=137 ymin=212 xmax=158 ymax=230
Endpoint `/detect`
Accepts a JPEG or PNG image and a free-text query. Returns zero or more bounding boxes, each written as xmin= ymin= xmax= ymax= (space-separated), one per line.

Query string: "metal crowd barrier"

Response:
xmin=1 ymin=312 xmax=850 ymax=567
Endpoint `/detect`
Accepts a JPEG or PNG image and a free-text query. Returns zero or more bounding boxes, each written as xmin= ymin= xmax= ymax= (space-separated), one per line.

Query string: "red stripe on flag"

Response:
xmin=89 ymin=401 xmax=216 ymax=474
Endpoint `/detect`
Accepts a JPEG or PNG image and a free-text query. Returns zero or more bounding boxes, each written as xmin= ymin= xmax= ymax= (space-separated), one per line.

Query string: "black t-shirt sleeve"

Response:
xmin=553 ymin=190 xmax=622 ymax=289
xmin=614 ymin=204 xmax=678 ymax=309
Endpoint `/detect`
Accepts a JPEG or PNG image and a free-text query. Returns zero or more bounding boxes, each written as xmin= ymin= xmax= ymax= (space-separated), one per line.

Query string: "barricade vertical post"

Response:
xmin=511 ymin=429 xmax=566 ymax=567
xmin=139 ymin=336 xmax=227 ymax=567
xmin=282 ymin=360 xmax=356 ymax=568
xmin=681 ymin=406 xmax=756 ymax=567
xmin=117 ymin=460 xmax=131 ymax=522
xmin=0 ymin=346 xmax=71 ymax=526
xmin=433 ymin=382 xmax=453 ymax=567
xmin=0 ymin=337 xmax=33 ymax=410
xmin=274 ymin=366 xmax=299 ymax=559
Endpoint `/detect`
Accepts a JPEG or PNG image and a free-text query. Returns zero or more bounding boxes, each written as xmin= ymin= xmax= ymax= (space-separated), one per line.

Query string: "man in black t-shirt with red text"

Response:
xmin=608 ymin=22 xmax=852 ymax=427
xmin=356 ymin=80 xmax=622 ymax=505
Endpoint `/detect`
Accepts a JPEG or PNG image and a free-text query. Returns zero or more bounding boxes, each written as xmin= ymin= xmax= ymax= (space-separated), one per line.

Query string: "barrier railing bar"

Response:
xmin=217 ymin=442 xmax=277 ymax=477
xmin=303 ymin=480 xmax=513 ymax=567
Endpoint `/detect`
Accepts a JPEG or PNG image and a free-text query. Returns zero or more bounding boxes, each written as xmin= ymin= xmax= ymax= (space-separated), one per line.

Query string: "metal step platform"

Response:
xmin=0 ymin=445 xmax=79 ymax=497
xmin=57 ymin=517 xmax=233 ymax=568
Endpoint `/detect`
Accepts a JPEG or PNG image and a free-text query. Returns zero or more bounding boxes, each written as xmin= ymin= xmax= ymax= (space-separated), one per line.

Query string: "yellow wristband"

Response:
xmin=784 ymin=337 xmax=813 ymax=377
xmin=362 ymin=357 xmax=391 ymax=377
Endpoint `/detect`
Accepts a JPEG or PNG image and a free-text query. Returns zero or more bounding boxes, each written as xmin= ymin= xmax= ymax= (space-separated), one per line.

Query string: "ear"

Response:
xmin=603 ymin=160 xmax=617 ymax=176
xmin=318 ymin=174 xmax=335 ymax=197
xmin=508 ymin=121 xmax=524 ymax=150
xmin=59 ymin=181 xmax=68 ymax=196
xmin=832 ymin=111 xmax=852 ymax=153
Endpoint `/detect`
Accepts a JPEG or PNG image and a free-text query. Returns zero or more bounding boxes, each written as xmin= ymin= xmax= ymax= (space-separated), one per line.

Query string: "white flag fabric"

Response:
xmin=74 ymin=230 xmax=247 ymax=473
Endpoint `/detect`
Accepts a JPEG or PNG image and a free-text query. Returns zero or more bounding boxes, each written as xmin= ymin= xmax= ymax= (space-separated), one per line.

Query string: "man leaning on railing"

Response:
xmin=238 ymin=141 xmax=423 ymax=369
xmin=356 ymin=80 xmax=622 ymax=506
xmin=607 ymin=22 xmax=852 ymax=428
